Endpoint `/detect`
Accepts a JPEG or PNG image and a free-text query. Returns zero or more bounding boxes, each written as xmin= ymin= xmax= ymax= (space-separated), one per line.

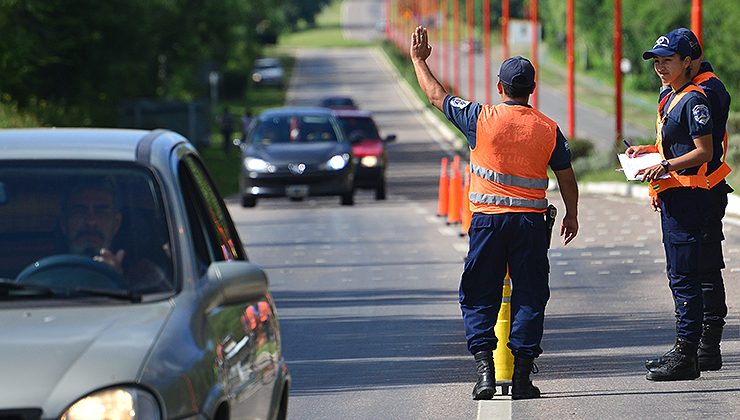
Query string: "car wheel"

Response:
xmin=340 ymin=190 xmax=354 ymax=206
xmin=241 ymin=194 xmax=257 ymax=208
xmin=375 ymin=178 xmax=386 ymax=200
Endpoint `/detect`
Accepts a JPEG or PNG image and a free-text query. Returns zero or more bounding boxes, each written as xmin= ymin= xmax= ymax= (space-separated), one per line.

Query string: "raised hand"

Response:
xmin=410 ymin=26 xmax=432 ymax=62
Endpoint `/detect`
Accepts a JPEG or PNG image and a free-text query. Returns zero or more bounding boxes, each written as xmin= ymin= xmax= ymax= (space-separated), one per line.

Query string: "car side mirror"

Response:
xmin=201 ymin=261 xmax=268 ymax=312
xmin=384 ymin=134 xmax=397 ymax=143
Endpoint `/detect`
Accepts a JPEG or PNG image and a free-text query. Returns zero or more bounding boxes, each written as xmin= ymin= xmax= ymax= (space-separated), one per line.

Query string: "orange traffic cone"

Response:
xmin=447 ymin=155 xmax=462 ymax=225
xmin=437 ymin=157 xmax=449 ymax=217
xmin=494 ymin=271 xmax=514 ymax=395
xmin=460 ymin=164 xmax=472 ymax=236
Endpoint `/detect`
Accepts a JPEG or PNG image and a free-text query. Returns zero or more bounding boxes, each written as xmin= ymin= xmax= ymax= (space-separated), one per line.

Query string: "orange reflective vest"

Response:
xmin=468 ymin=103 xmax=557 ymax=214
xmin=692 ymin=71 xmax=732 ymax=187
xmin=649 ymin=85 xmax=710 ymax=195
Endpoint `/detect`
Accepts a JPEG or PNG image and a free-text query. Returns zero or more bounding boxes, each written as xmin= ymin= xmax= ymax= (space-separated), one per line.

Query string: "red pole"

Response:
xmin=692 ymin=0 xmax=702 ymax=45
xmin=484 ymin=0 xmax=491 ymax=104
xmin=453 ymin=0 xmax=460 ymax=96
xmin=530 ymin=0 xmax=539 ymax=108
xmin=467 ymin=0 xmax=475 ymax=100
xmin=614 ymin=0 xmax=623 ymax=146
xmin=442 ymin=0 xmax=448 ymax=90
xmin=502 ymin=0 xmax=510 ymax=59
xmin=566 ymin=0 xmax=575 ymax=139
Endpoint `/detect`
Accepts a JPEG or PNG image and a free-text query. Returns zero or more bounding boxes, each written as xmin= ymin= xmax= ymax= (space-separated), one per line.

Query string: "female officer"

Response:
xmin=627 ymin=31 xmax=714 ymax=381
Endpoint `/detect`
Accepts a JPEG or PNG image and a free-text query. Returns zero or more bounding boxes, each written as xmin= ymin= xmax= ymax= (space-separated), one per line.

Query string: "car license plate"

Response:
xmin=286 ymin=185 xmax=309 ymax=198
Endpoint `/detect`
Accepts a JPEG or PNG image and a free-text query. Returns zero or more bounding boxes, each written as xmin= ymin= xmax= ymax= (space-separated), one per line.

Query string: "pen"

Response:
xmin=623 ymin=139 xmax=631 ymax=149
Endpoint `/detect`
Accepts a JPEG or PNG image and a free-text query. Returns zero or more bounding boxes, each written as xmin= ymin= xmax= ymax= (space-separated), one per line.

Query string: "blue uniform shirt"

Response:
xmin=660 ymin=83 xmax=713 ymax=176
xmin=442 ymin=95 xmax=572 ymax=171
xmin=660 ymin=62 xmax=731 ymax=175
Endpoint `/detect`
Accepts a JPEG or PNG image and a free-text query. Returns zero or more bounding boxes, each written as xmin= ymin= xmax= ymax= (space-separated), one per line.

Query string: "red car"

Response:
xmin=335 ymin=110 xmax=396 ymax=200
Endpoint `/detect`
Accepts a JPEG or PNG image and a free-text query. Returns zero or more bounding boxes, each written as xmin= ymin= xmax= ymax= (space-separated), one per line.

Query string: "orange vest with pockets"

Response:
xmin=469 ymin=103 xmax=557 ymax=214
xmin=649 ymin=85 xmax=710 ymax=195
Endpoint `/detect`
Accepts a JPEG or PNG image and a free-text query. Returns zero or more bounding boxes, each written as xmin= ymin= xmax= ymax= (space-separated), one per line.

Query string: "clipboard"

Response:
xmin=617 ymin=153 xmax=670 ymax=181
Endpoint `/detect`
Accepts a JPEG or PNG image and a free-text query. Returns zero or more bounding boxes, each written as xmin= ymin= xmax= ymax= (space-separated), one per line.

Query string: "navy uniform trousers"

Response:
xmin=460 ymin=212 xmax=550 ymax=358
xmin=699 ymin=182 xmax=730 ymax=327
xmin=660 ymin=187 xmax=711 ymax=343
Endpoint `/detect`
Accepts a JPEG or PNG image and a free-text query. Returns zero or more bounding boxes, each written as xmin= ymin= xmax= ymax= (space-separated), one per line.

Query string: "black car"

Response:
xmin=0 ymin=128 xmax=289 ymax=420
xmin=318 ymin=95 xmax=358 ymax=110
xmin=238 ymin=107 xmax=355 ymax=207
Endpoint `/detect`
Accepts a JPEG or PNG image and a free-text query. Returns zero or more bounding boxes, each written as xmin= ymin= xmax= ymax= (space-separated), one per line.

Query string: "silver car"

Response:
xmin=251 ymin=58 xmax=285 ymax=87
xmin=0 ymin=128 xmax=289 ymax=420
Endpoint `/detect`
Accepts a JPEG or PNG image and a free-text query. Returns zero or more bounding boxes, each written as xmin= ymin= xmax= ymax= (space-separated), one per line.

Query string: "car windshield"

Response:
xmin=254 ymin=58 xmax=280 ymax=69
xmin=0 ymin=163 xmax=174 ymax=300
xmin=250 ymin=114 xmax=342 ymax=145
xmin=322 ymin=97 xmax=354 ymax=107
xmin=339 ymin=116 xmax=380 ymax=141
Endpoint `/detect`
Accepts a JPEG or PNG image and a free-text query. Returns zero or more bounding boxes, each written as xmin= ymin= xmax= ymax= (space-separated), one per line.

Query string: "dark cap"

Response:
xmin=673 ymin=28 xmax=702 ymax=60
xmin=642 ymin=31 xmax=692 ymax=60
xmin=498 ymin=56 xmax=535 ymax=88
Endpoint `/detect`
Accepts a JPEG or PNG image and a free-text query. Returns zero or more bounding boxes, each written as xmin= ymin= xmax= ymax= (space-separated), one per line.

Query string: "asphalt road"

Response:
xmin=224 ymin=2 xmax=740 ymax=418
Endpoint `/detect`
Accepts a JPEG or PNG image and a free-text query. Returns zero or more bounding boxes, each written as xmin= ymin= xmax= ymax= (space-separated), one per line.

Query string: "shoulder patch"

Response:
xmin=692 ymin=104 xmax=710 ymax=125
xmin=563 ymin=140 xmax=570 ymax=152
xmin=449 ymin=97 xmax=470 ymax=109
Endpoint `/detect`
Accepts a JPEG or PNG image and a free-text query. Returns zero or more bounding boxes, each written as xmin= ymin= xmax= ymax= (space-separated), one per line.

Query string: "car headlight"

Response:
xmin=252 ymin=73 xmax=262 ymax=82
xmin=61 ymin=387 xmax=161 ymax=420
xmin=244 ymin=157 xmax=274 ymax=173
xmin=325 ymin=153 xmax=350 ymax=170
xmin=360 ymin=156 xmax=379 ymax=167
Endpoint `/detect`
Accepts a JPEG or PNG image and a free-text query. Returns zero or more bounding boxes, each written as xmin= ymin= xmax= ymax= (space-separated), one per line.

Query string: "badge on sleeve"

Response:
xmin=692 ymin=104 xmax=710 ymax=126
xmin=450 ymin=97 xmax=470 ymax=109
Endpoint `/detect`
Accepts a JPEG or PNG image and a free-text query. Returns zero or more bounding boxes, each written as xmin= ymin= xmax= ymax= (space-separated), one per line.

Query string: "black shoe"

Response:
xmin=646 ymin=339 xmax=700 ymax=381
xmin=472 ymin=350 xmax=495 ymax=400
xmin=512 ymin=356 xmax=541 ymax=400
xmin=698 ymin=324 xmax=723 ymax=371
xmin=645 ymin=341 xmax=679 ymax=370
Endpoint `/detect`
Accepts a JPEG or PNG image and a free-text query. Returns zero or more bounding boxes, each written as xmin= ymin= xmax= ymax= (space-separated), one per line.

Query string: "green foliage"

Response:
xmin=0 ymin=0 xmax=327 ymax=127
xmin=568 ymin=137 xmax=595 ymax=160
xmin=537 ymin=0 xmax=739 ymax=111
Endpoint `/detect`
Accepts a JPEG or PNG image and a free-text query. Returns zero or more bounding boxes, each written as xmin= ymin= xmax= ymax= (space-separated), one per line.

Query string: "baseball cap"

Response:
xmin=498 ymin=56 xmax=535 ymax=88
xmin=642 ymin=31 xmax=692 ymax=60
xmin=673 ymin=28 xmax=702 ymax=60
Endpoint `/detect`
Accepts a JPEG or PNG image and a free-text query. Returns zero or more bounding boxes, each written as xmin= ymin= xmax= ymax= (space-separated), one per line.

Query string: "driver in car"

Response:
xmin=60 ymin=180 xmax=170 ymax=290
xmin=61 ymin=180 xmax=125 ymax=273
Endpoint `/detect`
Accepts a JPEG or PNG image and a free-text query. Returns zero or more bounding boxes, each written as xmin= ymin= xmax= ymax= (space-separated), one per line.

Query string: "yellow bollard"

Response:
xmin=493 ymin=272 xmax=514 ymax=395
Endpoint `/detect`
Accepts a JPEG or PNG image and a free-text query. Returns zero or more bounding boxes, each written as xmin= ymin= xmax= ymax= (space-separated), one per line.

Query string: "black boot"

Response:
xmin=698 ymin=324 xmax=723 ymax=371
xmin=512 ymin=356 xmax=540 ymax=400
xmin=645 ymin=338 xmax=700 ymax=381
xmin=472 ymin=350 xmax=496 ymax=400
xmin=645 ymin=341 xmax=679 ymax=370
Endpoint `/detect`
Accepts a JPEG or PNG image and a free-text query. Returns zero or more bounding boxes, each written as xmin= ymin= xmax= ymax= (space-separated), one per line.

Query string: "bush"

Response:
xmin=568 ymin=137 xmax=594 ymax=161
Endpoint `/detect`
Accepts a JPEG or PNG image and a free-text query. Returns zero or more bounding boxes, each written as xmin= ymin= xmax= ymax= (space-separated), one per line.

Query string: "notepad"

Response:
xmin=617 ymin=153 xmax=670 ymax=181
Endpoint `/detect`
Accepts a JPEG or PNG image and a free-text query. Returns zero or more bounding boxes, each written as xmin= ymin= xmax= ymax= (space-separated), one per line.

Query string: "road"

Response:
xmin=224 ymin=1 xmax=740 ymax=418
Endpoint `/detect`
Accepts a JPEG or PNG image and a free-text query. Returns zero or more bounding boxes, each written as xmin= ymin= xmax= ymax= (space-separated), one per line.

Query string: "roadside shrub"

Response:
xmin=568 ymin=137 xmax=594 ymax=161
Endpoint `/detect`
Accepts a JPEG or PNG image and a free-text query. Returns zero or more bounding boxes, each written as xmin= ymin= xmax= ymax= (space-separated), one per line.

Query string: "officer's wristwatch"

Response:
xmin=660 ymin=159 xmax=671 ymax=172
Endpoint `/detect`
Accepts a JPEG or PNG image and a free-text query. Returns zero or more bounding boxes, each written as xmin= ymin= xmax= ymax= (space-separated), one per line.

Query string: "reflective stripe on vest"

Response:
xmin=693 ymin=71 xmax=732 ymax=188
xmin=470 ymin=162 xmax=549 ymax=189
xmin=468 ymin=103 xmax=557 ymax=214
xmin=649 ymin=85 xmax=710 ymax=194
xmin=468 ymin=192 xmax=549 ymax=209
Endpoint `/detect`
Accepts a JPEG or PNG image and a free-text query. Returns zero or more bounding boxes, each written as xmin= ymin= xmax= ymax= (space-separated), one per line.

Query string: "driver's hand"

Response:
xmin=94 ymin=248 xmax=125 ymax=274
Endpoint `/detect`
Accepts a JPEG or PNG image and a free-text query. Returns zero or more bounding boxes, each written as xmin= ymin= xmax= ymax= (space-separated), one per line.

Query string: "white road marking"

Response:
xmin=453 ymin=243 xmax=469 ymax=253
xmin=478 ymin=399 xmax=512 ymax=420
xmin=564 ymin=271 xmax=577 ymax=276
xmin=598 ymin=270 xmax=610 ymax=275
xmin=438 ymin=226 xmax=458 ymax=236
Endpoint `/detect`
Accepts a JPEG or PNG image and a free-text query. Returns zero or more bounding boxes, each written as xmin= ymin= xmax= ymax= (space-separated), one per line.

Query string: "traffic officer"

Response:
xmin=645 ymin=28 xmax=731 ymax=373
xmin=629 ymin=30 xmax=714 ymax=381
xmin=409 ymin=26 xmax=579 ymax=400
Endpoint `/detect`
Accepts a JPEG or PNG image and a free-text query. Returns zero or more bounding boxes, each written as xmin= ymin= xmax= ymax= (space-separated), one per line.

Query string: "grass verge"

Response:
xmin=279 ymin=1 xmax=373 ymax=49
